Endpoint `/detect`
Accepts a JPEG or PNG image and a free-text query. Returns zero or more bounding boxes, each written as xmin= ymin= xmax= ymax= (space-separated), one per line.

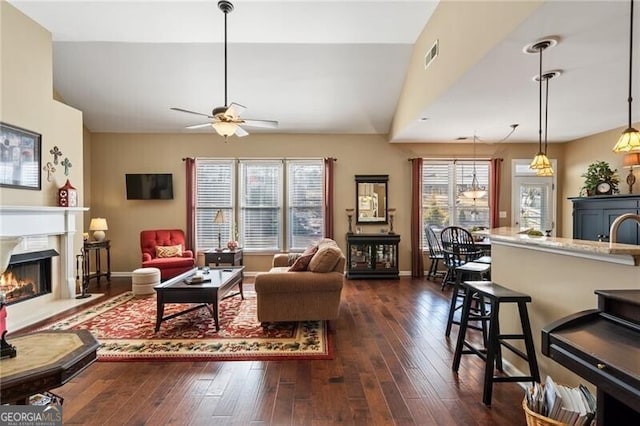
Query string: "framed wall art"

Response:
xmin=0 ymin=122 xmax=42 ymax=190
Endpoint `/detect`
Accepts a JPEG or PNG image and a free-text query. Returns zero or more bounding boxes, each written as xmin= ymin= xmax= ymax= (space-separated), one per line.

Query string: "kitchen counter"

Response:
xmin=479 ymin=227 xmax=640 ymax=266
xmin=479 ymin=227 xmax=639 ymax=391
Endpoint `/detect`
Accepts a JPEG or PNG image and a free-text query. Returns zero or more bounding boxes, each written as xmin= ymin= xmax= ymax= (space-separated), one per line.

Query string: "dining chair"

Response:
xmin=439 ymin=226 xmax=484 ymax=291
xmin=424 ymin=225 xmax=445 ymax=281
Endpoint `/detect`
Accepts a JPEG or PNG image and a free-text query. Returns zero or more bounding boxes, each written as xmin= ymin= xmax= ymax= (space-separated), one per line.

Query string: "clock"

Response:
xmin=58 ymin=179 xmax=78 ymax=207
xmin=595 ymin=181 xmax=612 ymax=195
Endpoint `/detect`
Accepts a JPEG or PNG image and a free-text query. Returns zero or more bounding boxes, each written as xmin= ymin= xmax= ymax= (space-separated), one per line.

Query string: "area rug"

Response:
xmin=41 ymin=291 xmax=331 ymax=362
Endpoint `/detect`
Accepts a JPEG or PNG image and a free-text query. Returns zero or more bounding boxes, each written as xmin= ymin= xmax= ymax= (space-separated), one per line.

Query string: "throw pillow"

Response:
xmin=288 ymin=245 xmax=318 ymax=272
xmin=156 ymin=244 xmax=183 ymax=258
xmin=308 ymin=245 xmax=342 ymax=273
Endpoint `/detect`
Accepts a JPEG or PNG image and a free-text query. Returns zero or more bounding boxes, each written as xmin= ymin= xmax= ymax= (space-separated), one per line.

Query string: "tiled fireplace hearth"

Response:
xmin=0 ymin=206 xmax=90 ymax=331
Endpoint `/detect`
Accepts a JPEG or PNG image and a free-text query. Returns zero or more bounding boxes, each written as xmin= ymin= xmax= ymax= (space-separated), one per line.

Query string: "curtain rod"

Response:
xmin=408 ymin=157 xmax=503 ymax=161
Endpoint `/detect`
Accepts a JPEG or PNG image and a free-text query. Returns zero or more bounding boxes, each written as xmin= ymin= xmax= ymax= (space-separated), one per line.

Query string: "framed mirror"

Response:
xmin=355 ymin=175 xmax=388 ymax=224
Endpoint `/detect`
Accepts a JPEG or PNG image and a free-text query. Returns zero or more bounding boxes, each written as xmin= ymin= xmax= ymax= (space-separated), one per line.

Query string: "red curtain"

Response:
xmin=185 ymin=157 xmax=196 ymax=251
xmin=489 ymin=158 xmax=502 ymax=229
xmin=323 ymin=158 xmax=335 ymax=239
xmin=411 ymin=158 xmax=424 ymax=278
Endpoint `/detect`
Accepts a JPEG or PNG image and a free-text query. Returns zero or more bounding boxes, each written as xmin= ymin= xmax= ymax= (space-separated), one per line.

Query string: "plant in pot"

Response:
xmin=581 ymin=161 xmax=620 ymax=196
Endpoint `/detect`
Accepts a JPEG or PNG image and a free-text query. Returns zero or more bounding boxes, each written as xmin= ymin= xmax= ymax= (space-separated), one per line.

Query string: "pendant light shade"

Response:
xmin=535 ymin=72 xmax=559 ymax=176
xmin=462 ymin=134 xmax=488 ymax=200
xmin=613 ymin=0 xmax=640 ymax=152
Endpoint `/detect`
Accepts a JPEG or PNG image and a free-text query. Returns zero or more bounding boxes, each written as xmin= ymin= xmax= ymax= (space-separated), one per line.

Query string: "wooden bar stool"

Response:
xmin=445 ymin=262 xmax=491 ymax=338
xmin=452 ymin=281 xmax=541 ymax=406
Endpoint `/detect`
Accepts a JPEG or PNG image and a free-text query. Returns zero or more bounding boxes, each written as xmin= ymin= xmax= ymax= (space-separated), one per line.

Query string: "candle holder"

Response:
xmin=346 ymin=209 xmax=355 ymax=233
xmin=388 ymin=208 xmax=396 ymax=234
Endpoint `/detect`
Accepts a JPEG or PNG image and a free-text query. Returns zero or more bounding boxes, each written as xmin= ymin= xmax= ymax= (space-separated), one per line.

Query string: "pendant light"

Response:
xmin=462 ymin=134 xmax=488 ymax=200
xmin=613 ymin=0 xmax=640 ymax=152
xmin=530 ymin=41 xmax=552 ymax=170
xmin=536 ymin=71 xmax=561 ymax=177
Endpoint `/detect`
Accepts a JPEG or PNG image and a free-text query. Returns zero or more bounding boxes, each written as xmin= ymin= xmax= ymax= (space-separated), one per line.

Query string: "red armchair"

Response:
xmin=140 ymin=229 xmax=195 ymax=280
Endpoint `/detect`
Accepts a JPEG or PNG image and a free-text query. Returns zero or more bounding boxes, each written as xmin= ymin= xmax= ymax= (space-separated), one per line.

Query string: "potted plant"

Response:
xmin=581 ymin=161 xmax=620 ymax=196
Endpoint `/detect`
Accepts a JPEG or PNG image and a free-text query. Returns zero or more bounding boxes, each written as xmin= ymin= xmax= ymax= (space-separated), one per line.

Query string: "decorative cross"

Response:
xmin=49 ymin=146 xmax=63 ymax=164
xmin=61 ymin=157 xmax=72 ymax=176
xmin=43 ymin=162 xmax=56 ymax=182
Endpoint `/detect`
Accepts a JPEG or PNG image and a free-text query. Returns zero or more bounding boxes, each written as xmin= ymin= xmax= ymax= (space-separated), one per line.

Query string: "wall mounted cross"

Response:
xmin=43 ymin=162 xmax=56 ymax=182
xmin=49 ymin=146 xmax=63 ymax=164
xmin=61 ymin=157 xmax=72 ymax=176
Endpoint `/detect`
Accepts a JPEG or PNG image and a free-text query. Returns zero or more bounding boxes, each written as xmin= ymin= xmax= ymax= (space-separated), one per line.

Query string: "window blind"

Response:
xmin=287 ymin=160 xmax=324 ymax=250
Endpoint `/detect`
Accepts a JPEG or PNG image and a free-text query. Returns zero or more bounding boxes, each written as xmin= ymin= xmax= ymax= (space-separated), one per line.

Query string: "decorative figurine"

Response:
xmin=58 ymin=179 xmax=78 ymax=207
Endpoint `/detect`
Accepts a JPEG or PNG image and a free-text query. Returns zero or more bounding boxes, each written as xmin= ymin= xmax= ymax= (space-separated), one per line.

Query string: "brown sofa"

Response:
xmin=254 ymin=239 xmax=345 ymax=326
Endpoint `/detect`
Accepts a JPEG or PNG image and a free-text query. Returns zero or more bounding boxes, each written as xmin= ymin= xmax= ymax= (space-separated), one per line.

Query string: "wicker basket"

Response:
xmin=522 ymin=398 xmax=567 ymax=426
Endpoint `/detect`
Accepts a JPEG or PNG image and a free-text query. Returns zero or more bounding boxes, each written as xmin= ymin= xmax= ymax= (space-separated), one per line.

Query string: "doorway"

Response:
xmin=511 ymin=159 xmax=557 ymax=235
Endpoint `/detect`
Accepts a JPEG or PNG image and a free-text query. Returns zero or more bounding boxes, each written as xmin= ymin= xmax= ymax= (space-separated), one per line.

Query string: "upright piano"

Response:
xmin=542 ymin=290 xmax=640 ymax=425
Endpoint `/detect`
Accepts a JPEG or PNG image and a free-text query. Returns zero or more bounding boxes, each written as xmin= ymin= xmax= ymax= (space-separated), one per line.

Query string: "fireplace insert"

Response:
xmin=0 ymin=250 xmax=57 ymax=305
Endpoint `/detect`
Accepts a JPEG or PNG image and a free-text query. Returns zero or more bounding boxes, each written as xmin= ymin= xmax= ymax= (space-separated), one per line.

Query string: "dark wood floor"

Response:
xmin=23 ymin=276 xmax=527 ymax=425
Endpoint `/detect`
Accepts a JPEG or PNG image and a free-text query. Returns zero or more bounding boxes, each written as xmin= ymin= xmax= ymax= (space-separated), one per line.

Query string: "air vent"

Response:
xmin=424 ymin=39 xmax=439 ymax=69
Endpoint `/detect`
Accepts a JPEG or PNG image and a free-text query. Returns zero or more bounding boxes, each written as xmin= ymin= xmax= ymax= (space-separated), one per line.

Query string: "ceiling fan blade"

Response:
xmin=235 ymin=126 xmax=249 ymax=137
xmin=185 ymin=123 xmax=212 ymax=130
xmin=226 ymin=102 xmax=246 ymax=119
xmin=242 ymin=119 xmax=279 ymax=129
xmin=170 ymin=107 xmax=213 ymax=118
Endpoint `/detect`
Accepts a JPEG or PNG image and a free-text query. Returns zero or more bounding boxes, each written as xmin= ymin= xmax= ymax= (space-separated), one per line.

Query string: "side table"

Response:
xmin=203 ymin=248 xmax=243 ymax=267
xmin=82 ymin=240 xmax=111 ymax=295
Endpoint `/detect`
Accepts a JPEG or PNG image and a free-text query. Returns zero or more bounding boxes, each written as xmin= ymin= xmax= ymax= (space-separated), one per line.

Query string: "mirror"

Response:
xmin=355 ymin=175 xmax=388 ymax=224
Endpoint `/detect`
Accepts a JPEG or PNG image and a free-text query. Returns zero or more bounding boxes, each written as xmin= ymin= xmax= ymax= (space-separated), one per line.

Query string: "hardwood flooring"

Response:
xmin=20 ymin=276 xmax=527 ymax=425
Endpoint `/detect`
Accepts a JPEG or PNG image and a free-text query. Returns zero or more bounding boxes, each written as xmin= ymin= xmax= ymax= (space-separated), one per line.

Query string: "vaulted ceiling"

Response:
xmin=8 ymin=0 xmax=640 ymax=144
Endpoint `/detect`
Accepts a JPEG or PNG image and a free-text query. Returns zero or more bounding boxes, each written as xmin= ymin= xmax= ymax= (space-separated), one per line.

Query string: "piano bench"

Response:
xmin=452 ymin=281 xmax=541 ymax=406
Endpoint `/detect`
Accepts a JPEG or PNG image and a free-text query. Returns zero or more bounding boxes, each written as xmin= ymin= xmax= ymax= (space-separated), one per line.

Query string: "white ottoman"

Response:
xmin=132 ymin=267 xmax=160 ymax=297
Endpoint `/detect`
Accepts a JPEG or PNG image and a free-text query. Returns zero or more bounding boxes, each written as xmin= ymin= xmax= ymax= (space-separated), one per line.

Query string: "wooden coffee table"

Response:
xmin=154 ymin=266 xmax=244 ymax=332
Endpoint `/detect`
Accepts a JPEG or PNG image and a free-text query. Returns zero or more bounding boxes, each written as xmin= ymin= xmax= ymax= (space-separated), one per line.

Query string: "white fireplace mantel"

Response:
xmin=0 ymin=205 xmax=88 ymax=299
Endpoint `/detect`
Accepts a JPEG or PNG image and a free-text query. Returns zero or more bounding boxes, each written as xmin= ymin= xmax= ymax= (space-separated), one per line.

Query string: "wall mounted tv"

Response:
xmin=125 ymin=173 xmax=174 ymax=200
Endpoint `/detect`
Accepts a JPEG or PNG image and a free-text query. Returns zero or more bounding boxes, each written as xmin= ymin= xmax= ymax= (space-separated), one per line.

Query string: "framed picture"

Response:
xmin=0 ymin=122 xmax=42 ymax=190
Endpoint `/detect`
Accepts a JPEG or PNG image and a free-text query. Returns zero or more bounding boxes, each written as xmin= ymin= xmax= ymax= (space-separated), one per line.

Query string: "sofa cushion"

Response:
xmin=156 ymin=244 xmax=182 ymax=258
xmin=308 ymin=245 xmax=342 ymax=273
xmin=288 ymin=245 xmax=318 ymax=272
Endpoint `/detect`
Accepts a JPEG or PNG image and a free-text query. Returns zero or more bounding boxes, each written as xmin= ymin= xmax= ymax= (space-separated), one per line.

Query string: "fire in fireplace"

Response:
xmin=0 ymin=250 xmax=58 ymax=305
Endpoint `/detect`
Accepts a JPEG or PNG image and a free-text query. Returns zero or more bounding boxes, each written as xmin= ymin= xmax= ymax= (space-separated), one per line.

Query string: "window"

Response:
xmin=195 ymin=158 xmax=324 ymax=252
xmin=422 ymin=160 xmax=491 ymax=235
xmin=195 ymin=159 xmax=234 ymax=248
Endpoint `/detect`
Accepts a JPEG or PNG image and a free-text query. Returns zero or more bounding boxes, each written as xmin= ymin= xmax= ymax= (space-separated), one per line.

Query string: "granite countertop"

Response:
xmin=480 ymin=227 xmax=640 ymax=266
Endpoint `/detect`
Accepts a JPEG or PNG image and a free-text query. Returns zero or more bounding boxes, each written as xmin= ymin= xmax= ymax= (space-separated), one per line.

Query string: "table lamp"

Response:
xmin=214 ymin=210 xmax=225 ymax=251
xmin=89 ymin=218 xmax=108 ymax=241
xmin=623 ymin=153 xmax=640 ymax=194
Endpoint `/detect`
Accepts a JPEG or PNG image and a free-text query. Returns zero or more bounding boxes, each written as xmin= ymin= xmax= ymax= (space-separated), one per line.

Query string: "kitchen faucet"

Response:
xmin=609 ymin=213 xmax=640 ymax=245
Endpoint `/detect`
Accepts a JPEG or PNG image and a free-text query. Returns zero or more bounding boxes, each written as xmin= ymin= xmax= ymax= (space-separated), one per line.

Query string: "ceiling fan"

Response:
xmin=170 ymin=0 xmax=278 ymax=140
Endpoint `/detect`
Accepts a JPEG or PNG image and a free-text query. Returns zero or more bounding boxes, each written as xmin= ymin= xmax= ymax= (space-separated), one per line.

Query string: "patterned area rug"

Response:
xmin=42 ymin=291 xmax=331 ymax=362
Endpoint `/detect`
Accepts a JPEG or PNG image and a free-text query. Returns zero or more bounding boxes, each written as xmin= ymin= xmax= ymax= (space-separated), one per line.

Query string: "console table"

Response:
xmin=83 ymin=239 xmax=111 ymax=289
xmin=346 ymin=233 xmax=400 ymax=279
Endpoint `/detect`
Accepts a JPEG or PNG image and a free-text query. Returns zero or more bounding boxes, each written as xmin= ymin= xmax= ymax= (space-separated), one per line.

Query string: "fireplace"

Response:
xmin=0 ymin=250 xmax=58 ymax=305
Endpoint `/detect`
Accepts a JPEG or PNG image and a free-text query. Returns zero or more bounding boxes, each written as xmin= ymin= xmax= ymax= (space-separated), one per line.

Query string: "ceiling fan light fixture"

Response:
xmin=212 ymin=121 xmax=238 ymax=137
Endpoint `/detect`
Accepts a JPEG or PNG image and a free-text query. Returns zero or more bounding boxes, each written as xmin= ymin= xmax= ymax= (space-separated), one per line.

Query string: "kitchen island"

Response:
xmin=481 ymin=227 xmax=640 ymax=389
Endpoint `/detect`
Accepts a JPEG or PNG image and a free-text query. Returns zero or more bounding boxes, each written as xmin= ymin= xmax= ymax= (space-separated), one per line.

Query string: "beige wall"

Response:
xmin=560 ymin=122 xmax=640 ymax=238
xmin=89 ymin=132 xmax=566 ymax=274
xmin=0 ymin=2 xmax=84 ymax=249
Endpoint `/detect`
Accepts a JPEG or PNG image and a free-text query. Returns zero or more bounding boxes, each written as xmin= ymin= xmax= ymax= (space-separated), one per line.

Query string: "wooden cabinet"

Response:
xmin=346 ymin=233 xmax=400 ymax=279
xmin=570 ymin=195 xmax=640 ymax=244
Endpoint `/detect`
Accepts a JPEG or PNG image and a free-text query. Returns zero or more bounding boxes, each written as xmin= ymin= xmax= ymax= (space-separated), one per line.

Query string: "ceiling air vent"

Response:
xmin=424 ymin=39 xmax=439 ymax=69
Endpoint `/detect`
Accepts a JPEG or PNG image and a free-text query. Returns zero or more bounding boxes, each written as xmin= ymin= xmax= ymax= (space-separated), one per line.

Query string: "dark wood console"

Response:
xmin=346 ymin=233 xmax=400 ymax=279
xmin=570 ymin=194 xmax=640 ymax=244
xmin=541 ymin=290 xmax=640 ymax=425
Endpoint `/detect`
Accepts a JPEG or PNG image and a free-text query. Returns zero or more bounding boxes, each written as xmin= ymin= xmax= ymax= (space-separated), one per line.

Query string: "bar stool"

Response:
xmin=452 ymin=281 xmax=540 ymax=406
xmin=445 ymin=262 xmax=491 ymax=338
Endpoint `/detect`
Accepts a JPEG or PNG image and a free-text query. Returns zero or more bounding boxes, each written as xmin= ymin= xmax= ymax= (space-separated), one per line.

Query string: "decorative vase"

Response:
xmin=227 ymin=240 xmax=238 ymax=251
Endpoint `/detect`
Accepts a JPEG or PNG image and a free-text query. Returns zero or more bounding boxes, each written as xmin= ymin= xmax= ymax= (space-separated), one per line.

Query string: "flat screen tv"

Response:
xmin=125 ymin=173 xmax=174 ymax=200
